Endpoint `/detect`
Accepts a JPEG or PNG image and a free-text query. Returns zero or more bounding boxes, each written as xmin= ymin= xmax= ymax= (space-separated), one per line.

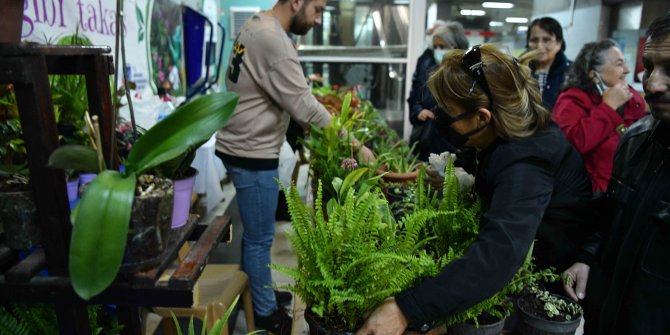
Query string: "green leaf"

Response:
xmin=135 ymin=5 xmax=144 ymax=25
xmin=48 ymin=145 xmax=100 ymax=173
xmin=69 ymin=171 xmax=136 ymax=300
xmin=124 ymin=92 xmax=238 ymax=176
xmin=138 ymin=31 xmax=144 ymax=42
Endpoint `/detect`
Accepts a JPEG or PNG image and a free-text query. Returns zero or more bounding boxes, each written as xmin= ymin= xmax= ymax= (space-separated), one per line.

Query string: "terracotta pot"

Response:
xmin=0 ymin=190 xmax=41 ymax=250
xmin=0 ymin=0 xmax=24 ymax=43
xmin=375 ymin=164 xmax=421 ymax=184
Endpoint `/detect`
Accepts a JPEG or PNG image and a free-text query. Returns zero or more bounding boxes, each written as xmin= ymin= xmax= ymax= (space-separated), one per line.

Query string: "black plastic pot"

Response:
xmin=0 ymin=190 xmax=41 ymax=250
xmin=119 ymin=176 xmax=174 ymax=273
xmin=516 ymin=295 xmax=582 ymax=335
xmin=304 ymin=309 xmax=354 ymax=335
xmin=447 ymin=316 xmax=506 ymax=335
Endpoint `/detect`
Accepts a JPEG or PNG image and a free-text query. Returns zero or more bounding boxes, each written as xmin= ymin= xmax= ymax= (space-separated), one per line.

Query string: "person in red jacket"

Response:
xmin=553 ymin=39 xmax=647 ymax=193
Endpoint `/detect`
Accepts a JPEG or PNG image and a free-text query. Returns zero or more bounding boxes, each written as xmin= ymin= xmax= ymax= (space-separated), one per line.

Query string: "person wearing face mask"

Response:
xmin=407 ymin=21 xmax=469 ymax=162
xmin=553 ymin=39 xmax=647 ymax=194
xmin=216 ymin=0 xmax=375 ymax=333
xmin=526 ymin=17 xmax=572 ymax=111
xmin=356 ymin=44 xmax=596 ymax=335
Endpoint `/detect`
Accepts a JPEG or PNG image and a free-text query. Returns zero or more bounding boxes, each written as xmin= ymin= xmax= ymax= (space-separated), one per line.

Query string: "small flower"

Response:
xmin=340 ymin=158 xmax=358 ymax=171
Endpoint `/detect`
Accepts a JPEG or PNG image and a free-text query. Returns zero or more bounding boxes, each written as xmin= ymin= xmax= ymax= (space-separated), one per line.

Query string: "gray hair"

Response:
xmin=432 ymin=21 xmax=469 ymax=50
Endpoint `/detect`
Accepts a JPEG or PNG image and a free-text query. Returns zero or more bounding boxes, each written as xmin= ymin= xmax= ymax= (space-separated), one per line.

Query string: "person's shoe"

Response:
xmin=275 ymin=290 xmax=293 ymax=307
xmin=255 ymin=307 xmax=292 ymax=335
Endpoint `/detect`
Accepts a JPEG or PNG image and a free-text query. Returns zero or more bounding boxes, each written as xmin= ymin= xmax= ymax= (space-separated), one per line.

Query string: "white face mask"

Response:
xmin=434 ymin=49 xmax=447 ymax=63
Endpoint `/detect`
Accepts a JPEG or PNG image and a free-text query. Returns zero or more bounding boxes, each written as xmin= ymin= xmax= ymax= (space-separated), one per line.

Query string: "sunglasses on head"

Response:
xmin=461 ymin=45 xmax=494 ymax=109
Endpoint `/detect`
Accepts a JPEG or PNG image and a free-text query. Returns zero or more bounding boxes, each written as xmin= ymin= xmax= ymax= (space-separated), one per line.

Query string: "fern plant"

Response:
xmin=274 ymin=168 xmax=443 ymax=331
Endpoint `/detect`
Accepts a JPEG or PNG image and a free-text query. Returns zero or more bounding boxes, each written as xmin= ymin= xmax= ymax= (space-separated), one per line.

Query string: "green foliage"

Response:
xmin=528 ymin=286 xmax=582 ymax=320
xmin=0 ymin=304 xmax=120 ymax=335
xmin=274 ymin=172 xmax=443 ymax=330
xmin=51 ymin=92 xmax=239 ymax=300
xmin=0 ymin=86 xmax=25 ymax=169
xmin=170 ymin=295 xmax=243 ymax=335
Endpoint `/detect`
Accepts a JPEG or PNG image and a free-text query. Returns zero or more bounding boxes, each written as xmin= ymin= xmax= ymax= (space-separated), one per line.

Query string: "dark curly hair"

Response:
xmin=646 ymin=12 xmax=670 ymax=40
xmin=562 ymin=39 xmax=620 ymax=93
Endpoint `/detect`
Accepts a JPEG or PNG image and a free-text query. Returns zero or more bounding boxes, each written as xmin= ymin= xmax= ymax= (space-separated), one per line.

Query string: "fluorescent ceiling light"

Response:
xmin=482 ymin=2 xmax=514 ymax=9
xmin=461 ymin=9 xmax=486 ymax=16
xmin=517 ymin=25 xmax=529 ymax=31
xmin=506 ymin=17 xmax=528 ymax=23
xmin=489 ymin=21 xmax=504 ymax=27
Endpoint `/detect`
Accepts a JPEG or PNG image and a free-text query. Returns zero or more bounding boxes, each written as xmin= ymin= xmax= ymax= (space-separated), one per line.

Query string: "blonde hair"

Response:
xmin=427 ymin=44 xmax=550 ymax=140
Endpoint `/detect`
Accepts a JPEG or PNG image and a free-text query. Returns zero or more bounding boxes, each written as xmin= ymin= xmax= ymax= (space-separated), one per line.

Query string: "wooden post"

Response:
xmin=0 ymin=0 xmax=24 ymax=43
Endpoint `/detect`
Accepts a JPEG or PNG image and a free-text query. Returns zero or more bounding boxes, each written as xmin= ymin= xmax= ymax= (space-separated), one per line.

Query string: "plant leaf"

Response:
xmin=69 ymin=171 xmax=136 ymax=300
xmin=124 ymin=92 xmax=238 ymax=176
xmin=48 ymin=145 xmax=100 ymax=173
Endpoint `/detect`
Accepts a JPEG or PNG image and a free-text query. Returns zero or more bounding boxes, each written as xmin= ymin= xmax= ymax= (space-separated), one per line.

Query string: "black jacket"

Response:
xmin=531 ymin=51 xmax=572 ymax=112
xmin=586 ymin=116 xmax=670 ymax=334
xmin=395 ymin=124 xmax=594 ymax=329
xmin=407 ymin=49 xmax=457 ymax=161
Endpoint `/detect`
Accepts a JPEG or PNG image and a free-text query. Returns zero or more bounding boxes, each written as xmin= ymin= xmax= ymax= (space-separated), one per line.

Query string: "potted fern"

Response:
xmin=274 ymin=169 xmax=443 ymax=333
xmin=48 ymin=92 xmax=239 ymax=300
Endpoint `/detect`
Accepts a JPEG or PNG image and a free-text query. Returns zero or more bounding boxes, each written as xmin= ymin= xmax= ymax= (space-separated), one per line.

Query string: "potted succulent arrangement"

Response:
xmin=516 ymin=285 xmax=583 ymax=335
xmin=274 ymin=168 xmax=444 ymax=333
xmin=48 ymin=92 xmax=239 ymax=300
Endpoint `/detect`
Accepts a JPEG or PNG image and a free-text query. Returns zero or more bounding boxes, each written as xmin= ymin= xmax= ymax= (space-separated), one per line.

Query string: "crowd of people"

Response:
xmin=214 ymin=0 xmax=670 ymax=332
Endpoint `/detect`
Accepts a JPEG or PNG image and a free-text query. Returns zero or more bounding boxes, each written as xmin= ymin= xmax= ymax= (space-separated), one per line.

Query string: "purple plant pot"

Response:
xmin=67 ymin=178 xmax=80 ymax=203
xmin=171 ymin=173 xmax=197 ymax=228
xmin=79 ymin=173 xmax=97 ymax=186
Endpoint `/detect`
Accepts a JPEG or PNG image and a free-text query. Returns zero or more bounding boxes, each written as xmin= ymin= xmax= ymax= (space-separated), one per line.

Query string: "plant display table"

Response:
xmin=0 ymin=43 xmax=232 ymax=334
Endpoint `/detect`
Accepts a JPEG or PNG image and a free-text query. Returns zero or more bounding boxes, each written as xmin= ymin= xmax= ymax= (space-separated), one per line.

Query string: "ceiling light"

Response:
xmin=505 ymin=17 xmax=528 ymax=23
xmin=461 ymin=9 xmax=486 ymax=16
xmin=482 ymin=2 xmax=514 ymax=9
xmin=489 ymin=21 xmax=504 ymax=27
xmin=517 ymin=25 xmax=529 ymax=31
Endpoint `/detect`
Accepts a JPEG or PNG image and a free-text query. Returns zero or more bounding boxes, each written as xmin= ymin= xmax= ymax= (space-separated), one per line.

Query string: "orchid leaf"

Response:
xmin=69 ymin=170 xmax=136 ymax=300
xmin=48 ymin=144 xmax=100 ymax=173
xmin=124 ymin=92 xmax=238 ymax=176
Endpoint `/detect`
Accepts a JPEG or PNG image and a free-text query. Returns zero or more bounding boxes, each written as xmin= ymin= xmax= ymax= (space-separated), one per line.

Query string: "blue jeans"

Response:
xmin=223 ymin=163 xmax=279 ymax=317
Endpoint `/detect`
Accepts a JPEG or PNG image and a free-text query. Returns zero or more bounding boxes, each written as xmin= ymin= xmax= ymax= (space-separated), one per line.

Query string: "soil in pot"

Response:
xmin=304 ymin=308 xmax=354 ymax=335
xmin=119 ymin=175 xmax=174 ymax=273
xmin=0 ymin=175 xmax=40 ymax=250
xmin=516 ymin=294 xmax=582 ymax=335
xmin=447 ymin=307 xmax=508 ymax=335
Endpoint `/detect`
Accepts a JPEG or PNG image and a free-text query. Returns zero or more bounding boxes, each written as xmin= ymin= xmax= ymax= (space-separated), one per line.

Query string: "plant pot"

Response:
xmin=447 ymin=316 xmax=506 ymax=335
xmin=0 ymin=0 xmax=23 ymax=43
xmin=171 ymin=168 xmax=197 ymax=229
xmin=79 ymin=173 xmax=97 ymax=186
xmin=516 ymin=295 xmax=582 ymax=335
xmin=67 ymin=178 xmax=80 ymax=203
xmin=119 ymin=176 xmax=174 ymax=273
xmin=0 ymin=190 xmax=41 ymax=250
xmin=375 ymin=165 xmax=420 ymax=184
xmin=304 ymin=309 xmax=354 ymax=335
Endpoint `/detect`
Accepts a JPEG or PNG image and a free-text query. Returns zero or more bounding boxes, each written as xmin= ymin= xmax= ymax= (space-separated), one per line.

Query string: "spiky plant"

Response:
xmin=274 ymin=168 xmax=443 ymax=331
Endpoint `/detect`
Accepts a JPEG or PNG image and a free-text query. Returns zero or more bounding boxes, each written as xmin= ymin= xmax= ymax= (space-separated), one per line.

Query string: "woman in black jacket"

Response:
xmin=407 ymin=21 xmax=469 ymax=161
xmin=356 ymin=44 xmax=596 ymax=335
xmin=526 ymin=17 xmax=572 ymax=111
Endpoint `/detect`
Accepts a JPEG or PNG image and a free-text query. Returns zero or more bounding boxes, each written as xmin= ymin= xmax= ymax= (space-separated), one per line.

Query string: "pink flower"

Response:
xmin=340 ymin=158 xmax=358 ymax=171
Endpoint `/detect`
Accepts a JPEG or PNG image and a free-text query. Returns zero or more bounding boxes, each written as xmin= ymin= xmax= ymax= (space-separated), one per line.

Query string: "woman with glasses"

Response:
xmin=553 ymin=39 xmax=646 ymax=193
xmin=356 ymin=44 xmax=596 ymax=335
xmin=408 ymin=21 xmax=469 ymax=162
xmin=526 ymin=17 xmax=572 ymax=111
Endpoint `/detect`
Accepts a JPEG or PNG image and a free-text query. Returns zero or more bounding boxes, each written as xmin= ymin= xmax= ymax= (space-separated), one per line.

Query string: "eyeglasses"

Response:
xmin=528 ymin=37 xmax=557 ymax=46
xmin=461 ymin=45 xmax=494 ymax=108
xmin=433 ymin=105 xmax=477 ymax=129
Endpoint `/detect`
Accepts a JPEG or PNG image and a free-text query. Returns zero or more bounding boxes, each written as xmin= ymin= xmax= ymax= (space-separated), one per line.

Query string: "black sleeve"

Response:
xmin=395 ymin=159 xmax=554 ymax=327
xmin=408 ymin=61 xmax=427 ymax=126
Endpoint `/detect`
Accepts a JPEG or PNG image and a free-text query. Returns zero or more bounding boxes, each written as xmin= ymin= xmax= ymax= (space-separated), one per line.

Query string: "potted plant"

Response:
xmin=516 ymin=285 xmax=583 ymax=335
xmin=273 ymin=169 xmax=443 ymax=333
xmin=0 ymin=85 xmax=40 ymax=251
xmin=48 ymin=92 xmax=239 ymax=300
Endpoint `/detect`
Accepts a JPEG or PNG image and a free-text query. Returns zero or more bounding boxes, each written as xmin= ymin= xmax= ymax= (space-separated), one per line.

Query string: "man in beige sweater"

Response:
xmin=216 ymin=1 xmax=372 ymax=333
